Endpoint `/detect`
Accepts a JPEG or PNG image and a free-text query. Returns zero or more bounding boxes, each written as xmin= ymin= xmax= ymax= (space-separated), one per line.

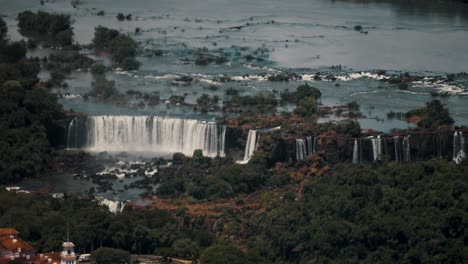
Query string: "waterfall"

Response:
xmin=237 ymin=129 xmax=258 ymax=164
xmin=371 ymin=135 xmax=382 ymax=161
xmin=352 ymin=139 xmax=359 ymax=164
xmin=83 ymin=115 xmax=226 ymax=157
xmin=67 ymin=117 xmax=77 ymax=149
xmin=296 ymin=138 xmax=306 ymax=160
xmin=237 ymin=126 xmax=281 ymax=164
xmin=453 ymin=131 xmax=466 ymax=164
xmin=295 ymin=136 xmax=316 ymax=161
xmin=394 ymin=136 xmax=400 ymax=162
xmin=403 ymin=135 xmax=411 ymax=162
xmin=96 ymin=197 xmax=125 ymax=214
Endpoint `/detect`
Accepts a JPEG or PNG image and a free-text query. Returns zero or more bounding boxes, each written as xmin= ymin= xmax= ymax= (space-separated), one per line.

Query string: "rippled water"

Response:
xmin=2 ymin=0 xmax=468 ymax=129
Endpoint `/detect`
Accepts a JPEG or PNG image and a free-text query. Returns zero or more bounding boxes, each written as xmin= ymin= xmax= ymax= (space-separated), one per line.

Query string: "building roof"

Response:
xmin=0 ymin=228 xmax=19 ymax=236
xmin=0 ymin=236 xmax=36 ymax=253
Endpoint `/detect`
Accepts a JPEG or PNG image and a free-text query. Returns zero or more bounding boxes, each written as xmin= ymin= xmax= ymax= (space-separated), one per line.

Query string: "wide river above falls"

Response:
xmin=2 ymin=0 xmax=468 ymax=129
xmin=3 ymin=0 xmax=468 ymax=204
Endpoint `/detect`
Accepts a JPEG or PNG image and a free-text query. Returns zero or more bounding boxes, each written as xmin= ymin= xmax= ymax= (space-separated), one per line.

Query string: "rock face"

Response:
xmin=64 ymin=113 xmax=467 ymax=165
xmin=281 ymin=130 xmax=468 ymax=164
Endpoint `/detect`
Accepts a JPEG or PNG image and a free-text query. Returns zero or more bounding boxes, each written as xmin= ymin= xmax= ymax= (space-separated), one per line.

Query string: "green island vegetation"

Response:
xmin=195 ymin=94 xmax=220 ymax=113
xmin=281 ymin=83 xmax=322 ymax=117
xmin=406 ymin=99 xmax=455 ymax=129
xmin=223 ymin=92 xmax=278 ymax=114
xmin=17 ymin=11 xmax=74 ymax=46
xmin=0 ymin=20 xmax=66 ymax=183
xmin=93 ymin=26 xmax=140 ymax=70
xmin=44 ymin=50 xmax=94 ymax=87
xmin=387 ymin=99 xmax=454 ymax=129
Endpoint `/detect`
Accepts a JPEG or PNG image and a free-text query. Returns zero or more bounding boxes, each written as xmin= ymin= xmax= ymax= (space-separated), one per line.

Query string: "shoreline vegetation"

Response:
xmin=1 ymin=5 xmax=468 ymax=264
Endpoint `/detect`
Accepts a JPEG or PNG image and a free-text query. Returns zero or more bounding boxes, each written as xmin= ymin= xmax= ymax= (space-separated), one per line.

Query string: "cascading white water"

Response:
xmin=296 ymin=138 xmax=306 ymax=160
xmin=371 ymin=135 xmax=382 ymax=161
xmin=96 ymin=197 xmax=125 ymax=214
xmin=403 ymin=135 xmax=411 ymax=162
xmin=453 ymin=131 xmax=466 ymax=164
xmin=295 ymin=136 xmax=316 ymax=161
xmin=237 ymin=129 xmax=258 ymax=164
xmin=394 ymin=136 xmax=400 ymax=162
xmin=85 ymin=116 xmax=226 ymax=157
xmin=67 ymin=117 xmax=77 ymax=149
xmin=352 ymin=139 xmax=359 ymax=164
xmin=237 ymin=126 xmax=281 ymax=164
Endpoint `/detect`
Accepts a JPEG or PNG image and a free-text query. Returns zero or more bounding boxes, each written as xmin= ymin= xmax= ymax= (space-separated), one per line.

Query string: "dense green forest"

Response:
xmin=0 ymin=17 xmax=66 ymax=183
xmin=1 ymin=159 xmax=467 ymax=263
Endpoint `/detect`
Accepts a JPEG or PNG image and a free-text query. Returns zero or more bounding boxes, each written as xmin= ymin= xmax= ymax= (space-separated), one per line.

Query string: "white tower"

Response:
xmin=60 ymin=241 xmax=76 ymax=264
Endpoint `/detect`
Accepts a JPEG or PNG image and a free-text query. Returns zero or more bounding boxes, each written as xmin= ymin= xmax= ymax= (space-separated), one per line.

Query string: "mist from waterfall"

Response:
xmin=80 ymin=116 xmax=226 ymax=157
xmin=296 ymin=136 xmax=316 ymax=160
xmin=453 ymin=131 xmax=466 ymax=164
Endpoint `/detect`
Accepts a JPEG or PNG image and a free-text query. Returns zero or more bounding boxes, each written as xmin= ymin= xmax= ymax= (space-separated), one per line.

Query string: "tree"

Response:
xmin=90 ymin=62 xmax=107 ymax=76
xmin=17 ymin=11 xmax=73 ymax=46
xmin=200 ymin=245 xmax=266 ymax=264
xmin=281 ymin=83 xmax=321 ymax=103
xmin=172 ymin=239 xmax=200 ymax=259
xmin=406 ymin=99 xmax=454 ymax=129
xmin=0 ymin=17 xmax=7 ymax=40
xmin=91 ymin=247 xmax=131 ymax=264
xmin=0 ymin=38 xmax=64 ymax=183
xmin=92 ymin=26 xmax=139 ymax=70
xmin=116 ymin=13 xmax=125 ymax=21
xmin=294 ymin=96 xmax=318 ymax=116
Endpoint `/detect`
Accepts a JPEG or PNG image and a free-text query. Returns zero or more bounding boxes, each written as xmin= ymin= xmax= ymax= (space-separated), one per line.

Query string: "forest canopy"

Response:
xmin=17 ymin=11 xmax=74 ymax=46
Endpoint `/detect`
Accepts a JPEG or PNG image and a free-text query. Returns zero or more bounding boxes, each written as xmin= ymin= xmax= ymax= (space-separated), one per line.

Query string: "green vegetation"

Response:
xmin=17 ymin=11 xmax=73 ymax=46
xmin=90 ymin=62 xmax=107 ymax=76
xmin=294 ymin=96 xmax=318 ymax=116
xmin=155 ymin=133 xmax=281 ymax=200
xmin=87 ymin=75 xmax=120 ymax=100
xmin=406 ymin=99 xmax=454 ymax=129
xmin=91 ymin=247 xmax=131 ymax=264
xmin=93 ymin=26 xmax=140 ymax=70
xmin=0 ymin=17 xmax=7 ymax=40
xmin=196 ymin=94 xmax=219 ymax=113
xmin=346 ymin=101 xmax=362 ymax=118
xmin=251 ymin=160 xmax=468 ymax=263
xmin=281 ymin=83 xmax=322 ymax=117
xmin=0 ymin=190 xmax=214 ymax=259
xmin=200 ymin=244 xmax=266 ymax=264
xmin=281 ymin=83 xmax=322 ymax=103
xmin=0 ymin=33 xmax=65 ymax=183
xmin=224 ymin=92 xmax=277 ymax=114
xmin=44 ymin=51 xmax=94 ymax=87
